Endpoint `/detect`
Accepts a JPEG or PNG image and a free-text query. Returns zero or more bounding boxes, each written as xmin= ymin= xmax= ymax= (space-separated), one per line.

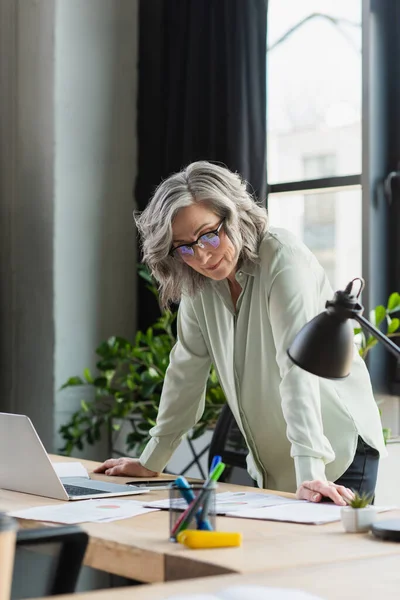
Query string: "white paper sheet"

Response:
xmin=145 ymin=491 xmax=304 ymax=514
xmin=8 ymin=499 xmax=159 ymax=524
xmin=51 ymin=461 xmax=90 ymax=479
xmin=225 ymin=502 xmax=395 ymax=524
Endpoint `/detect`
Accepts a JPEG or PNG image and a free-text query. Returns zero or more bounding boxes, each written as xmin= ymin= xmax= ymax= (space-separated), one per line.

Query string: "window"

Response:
xmin=268 ymin=189 xmax=362 ymax=290
xmin=267 ymin=0 xmax=362 ymax=291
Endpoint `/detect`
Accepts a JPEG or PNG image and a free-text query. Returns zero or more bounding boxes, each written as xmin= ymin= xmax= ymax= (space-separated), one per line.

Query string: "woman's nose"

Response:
xmin=195 ymin=243 xmax=213 ymax=264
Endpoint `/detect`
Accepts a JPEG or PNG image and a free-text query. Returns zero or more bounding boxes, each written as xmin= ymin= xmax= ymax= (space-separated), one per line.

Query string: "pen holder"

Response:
xmin=169 ymin=483 xmax=216 ymax=542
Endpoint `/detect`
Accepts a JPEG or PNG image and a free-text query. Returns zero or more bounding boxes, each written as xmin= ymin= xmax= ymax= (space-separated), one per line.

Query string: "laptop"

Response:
xmin=0 ymin=412 xmax=149 ymax=500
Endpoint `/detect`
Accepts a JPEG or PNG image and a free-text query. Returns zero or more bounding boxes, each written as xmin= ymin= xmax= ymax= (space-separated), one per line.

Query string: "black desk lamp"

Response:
xmin=287 ymin=277 xmax=400 ymax=379
xmin=287 ymin=277 xmax=400 ymax=541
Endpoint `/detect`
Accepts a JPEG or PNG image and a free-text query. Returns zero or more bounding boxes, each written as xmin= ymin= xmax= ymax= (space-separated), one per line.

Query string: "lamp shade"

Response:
xmin=287 ymin=311 xmax=355 ymax=379
xmin=287 ymin=279 xmax=400 ymax=380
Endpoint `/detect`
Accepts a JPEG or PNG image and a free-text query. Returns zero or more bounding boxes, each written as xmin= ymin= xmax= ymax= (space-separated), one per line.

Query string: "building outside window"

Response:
xmin=267 ymin=0 xmax=362 ymax=292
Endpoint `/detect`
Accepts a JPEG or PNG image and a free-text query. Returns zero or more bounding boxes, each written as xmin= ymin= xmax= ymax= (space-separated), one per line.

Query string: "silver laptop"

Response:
xmin=0 ymin=413 xmax=148 ymax=500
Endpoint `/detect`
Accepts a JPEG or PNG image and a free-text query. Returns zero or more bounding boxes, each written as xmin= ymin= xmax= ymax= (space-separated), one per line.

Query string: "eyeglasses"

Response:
xmin=171 ymin=220 xmax=224 ymax=259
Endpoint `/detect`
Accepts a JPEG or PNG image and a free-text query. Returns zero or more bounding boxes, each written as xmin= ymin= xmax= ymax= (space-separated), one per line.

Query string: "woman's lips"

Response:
xmin=205 ymin=258 xmax=223 ymax=271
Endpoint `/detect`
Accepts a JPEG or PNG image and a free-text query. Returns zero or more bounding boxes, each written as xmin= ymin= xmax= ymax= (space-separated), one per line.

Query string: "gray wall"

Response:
xmin=0 ymin=0 xmax=139 ymax=455
xmin=53 ymin=0 xmax=139 ymax=458
xmin=0 ymin=0 xmax=56 ymax=446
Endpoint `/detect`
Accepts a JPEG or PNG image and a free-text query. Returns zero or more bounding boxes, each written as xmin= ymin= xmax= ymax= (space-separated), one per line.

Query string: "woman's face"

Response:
xmin=171 ymin=204 xmax=238 ymax=281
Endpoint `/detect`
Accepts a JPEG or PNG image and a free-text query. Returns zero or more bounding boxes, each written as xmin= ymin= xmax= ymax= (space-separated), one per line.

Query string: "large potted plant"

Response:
xmin=59 ymin=266 xmax=226 ymax=459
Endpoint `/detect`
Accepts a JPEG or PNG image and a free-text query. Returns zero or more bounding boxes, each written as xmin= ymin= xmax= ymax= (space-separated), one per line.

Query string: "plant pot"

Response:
xmin=341 ymin=506 xmax=377 ymax=533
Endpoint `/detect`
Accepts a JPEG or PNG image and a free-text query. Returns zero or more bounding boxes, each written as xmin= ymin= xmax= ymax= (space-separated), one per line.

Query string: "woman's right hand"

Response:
xmin=93 ymin=457 xmax=158 ymax=478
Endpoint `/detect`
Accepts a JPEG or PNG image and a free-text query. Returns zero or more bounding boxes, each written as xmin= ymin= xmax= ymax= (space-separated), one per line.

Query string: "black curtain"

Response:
xmin=386 ymin=0 xmax=400 ymax=393
xmin=135 ymin=0 xmax=268 ymax=329
xmin=364 ymin=0 xmax=400 ymax=394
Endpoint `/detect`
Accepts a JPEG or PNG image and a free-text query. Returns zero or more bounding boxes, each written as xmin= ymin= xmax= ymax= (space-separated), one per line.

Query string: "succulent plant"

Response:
xmin=346 ymin=490 xmax=374 ymax=509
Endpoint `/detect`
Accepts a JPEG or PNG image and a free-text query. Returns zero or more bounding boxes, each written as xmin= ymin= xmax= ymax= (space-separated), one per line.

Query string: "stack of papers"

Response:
xmin=145 ymin=491 xmax=395 ymax=524
xmin=228 ymin=501 xmax=395 ymax=524
xmin=227 ymin=502 xmax=345 ymax=525
xmin=145 ymin=491 xmax=304 ymax=515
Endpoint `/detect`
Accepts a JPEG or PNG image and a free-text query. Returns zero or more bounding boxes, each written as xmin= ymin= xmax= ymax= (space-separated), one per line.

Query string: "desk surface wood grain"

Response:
xmin=37 ymin=553 xmax=400 ymax=600
xmin=1 ymin=455 xmax=400 ymax=584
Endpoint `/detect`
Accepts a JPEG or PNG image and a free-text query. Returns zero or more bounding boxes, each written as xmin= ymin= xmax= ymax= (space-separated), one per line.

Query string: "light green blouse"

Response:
xmin=140 ymin=228 xmax=387 ymax=492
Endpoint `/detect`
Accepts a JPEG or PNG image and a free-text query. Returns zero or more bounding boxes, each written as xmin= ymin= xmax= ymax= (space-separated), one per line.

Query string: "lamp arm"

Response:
xmin=354 ymin=314 xmax=400 ymax=360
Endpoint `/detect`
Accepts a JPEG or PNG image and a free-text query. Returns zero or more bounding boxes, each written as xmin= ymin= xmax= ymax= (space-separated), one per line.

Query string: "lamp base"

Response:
xmin=371 ymin=519 xmax=400 ymax=541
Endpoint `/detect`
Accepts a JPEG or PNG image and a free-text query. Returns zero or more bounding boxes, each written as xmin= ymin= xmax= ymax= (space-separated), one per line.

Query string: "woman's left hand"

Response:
xmin=296 ymin=480 xmax=355 ymax=506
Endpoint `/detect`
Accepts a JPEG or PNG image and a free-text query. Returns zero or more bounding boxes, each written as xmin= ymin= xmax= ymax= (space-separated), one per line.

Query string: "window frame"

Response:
xmin=267 ymin=0 xmax=400 ymax=395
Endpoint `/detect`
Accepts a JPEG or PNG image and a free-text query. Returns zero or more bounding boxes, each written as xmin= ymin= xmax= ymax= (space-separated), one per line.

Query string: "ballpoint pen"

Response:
xmin=198 ymin=480 xmax=216 ymax=530
xmin=173 ymin=476 xmax=212 ymax=530
xmin=171 ymin=462 xmax=225 ymax=538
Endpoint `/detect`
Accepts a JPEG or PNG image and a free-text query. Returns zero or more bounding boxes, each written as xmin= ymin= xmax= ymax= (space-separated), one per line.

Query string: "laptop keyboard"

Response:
xmin=63 ymin=483 xmax=105 ymax=497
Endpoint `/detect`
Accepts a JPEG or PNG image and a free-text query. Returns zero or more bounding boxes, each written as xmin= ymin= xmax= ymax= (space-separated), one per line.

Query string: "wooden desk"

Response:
xmin=2 ymin=455 xmax=400 ymax=584
xmin=39 ymin=554 xmax=400 ymax=599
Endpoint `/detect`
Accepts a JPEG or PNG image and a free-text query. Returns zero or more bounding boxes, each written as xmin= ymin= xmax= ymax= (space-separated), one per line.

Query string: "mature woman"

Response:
xmin=95 ymin=161 xmax=386 ymax=504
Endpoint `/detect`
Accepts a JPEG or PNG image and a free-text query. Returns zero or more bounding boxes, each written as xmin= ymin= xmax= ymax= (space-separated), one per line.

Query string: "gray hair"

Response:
xmin=135 ymin=161 xmax=268 ymax=308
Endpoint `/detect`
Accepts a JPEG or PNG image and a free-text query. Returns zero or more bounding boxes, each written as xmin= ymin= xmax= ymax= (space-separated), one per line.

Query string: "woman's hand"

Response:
xmin=93 ymin=457 xmax=158 ymax=478
xmin=296 ymin=480 xmax=355 ymax=506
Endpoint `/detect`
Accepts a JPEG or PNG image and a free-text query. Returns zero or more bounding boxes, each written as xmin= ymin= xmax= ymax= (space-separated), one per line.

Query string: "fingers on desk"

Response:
xmin=297 ymin=480 xmax=354 ymax=506
xmin=93 ymin=458 xmax=120 ymax=473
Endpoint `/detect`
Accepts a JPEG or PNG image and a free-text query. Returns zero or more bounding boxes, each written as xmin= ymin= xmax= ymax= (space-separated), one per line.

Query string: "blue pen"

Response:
xmin=174 ymin=476 xmax=195 ymax=505
xmin=173 ymin=462 xmax=225 ymax=537
xmin=197 ymin=456 xmax=222 ymax=530
xmin=198 ymin=481 xmax=217 ymax=530
xmin=209 ymin=455 xmax=222 ymax=474
xmin=173 ymin=476 xmax=212 ymax=530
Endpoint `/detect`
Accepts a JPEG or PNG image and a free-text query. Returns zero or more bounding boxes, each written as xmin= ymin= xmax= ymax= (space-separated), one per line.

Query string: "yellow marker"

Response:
xmin=177 ymin=530 xmax=242 ymax=549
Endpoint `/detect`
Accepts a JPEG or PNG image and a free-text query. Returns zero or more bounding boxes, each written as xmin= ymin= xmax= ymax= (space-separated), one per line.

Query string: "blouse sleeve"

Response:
xmin=139 ymin=296 xmax=212 ymax=472
xmin=267 ymin=247 xmax=336 ymax=486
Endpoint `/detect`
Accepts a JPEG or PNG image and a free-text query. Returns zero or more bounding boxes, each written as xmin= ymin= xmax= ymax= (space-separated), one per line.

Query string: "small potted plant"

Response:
xmin=341 ymin=491 xmax=377 ymax=533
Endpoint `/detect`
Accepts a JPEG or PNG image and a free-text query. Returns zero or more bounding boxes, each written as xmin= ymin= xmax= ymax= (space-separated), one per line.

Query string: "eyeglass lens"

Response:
xmin=177 ymin=232 xmax=221 ymax=257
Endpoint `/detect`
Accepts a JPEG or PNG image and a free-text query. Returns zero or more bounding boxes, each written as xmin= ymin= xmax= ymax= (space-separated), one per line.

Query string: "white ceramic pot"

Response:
xmin=341 ymin=506 xmax=377 ymax=533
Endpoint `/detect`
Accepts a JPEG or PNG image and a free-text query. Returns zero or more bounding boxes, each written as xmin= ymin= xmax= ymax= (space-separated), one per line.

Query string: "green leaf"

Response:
xmin=388 ymin=318 xmax=400 ymax=334
xmin=365 ymin=337 xmax=378 ymax=350
xmin=83 ymin=368 xmax=93 ymax=383
xmin=93 ymin=376 xmax=108 ymax=388
xmin=373 ymin=305 xmax=386 ymax=328
xmin=137 ymin=264 xmax=154 ymax=285
xmin=96 ymin=360 xmax=117 ymax=371
xmin=383 ymin=427 xmax=391 ymax=444
xmin=60 ymin=376 xmax=84 ymax=390
xmin=388 ymin=292 xmax=400 ymax=312
xmin=347 ymin=491 xmax=374 ymax=508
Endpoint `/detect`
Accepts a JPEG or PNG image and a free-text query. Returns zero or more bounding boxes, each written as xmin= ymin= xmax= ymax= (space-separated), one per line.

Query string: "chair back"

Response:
xmin=12 ymin=525 xmax=88 ymax=598
xmin=208 ymin=404 xmax=249 ymax=482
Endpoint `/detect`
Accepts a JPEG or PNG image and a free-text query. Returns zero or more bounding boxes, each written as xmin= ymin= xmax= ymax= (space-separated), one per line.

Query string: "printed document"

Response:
xmin=225 ymin=502 xmax=395 ymax=524
xmin=145 ymin=491 xmax=304 ymax=514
